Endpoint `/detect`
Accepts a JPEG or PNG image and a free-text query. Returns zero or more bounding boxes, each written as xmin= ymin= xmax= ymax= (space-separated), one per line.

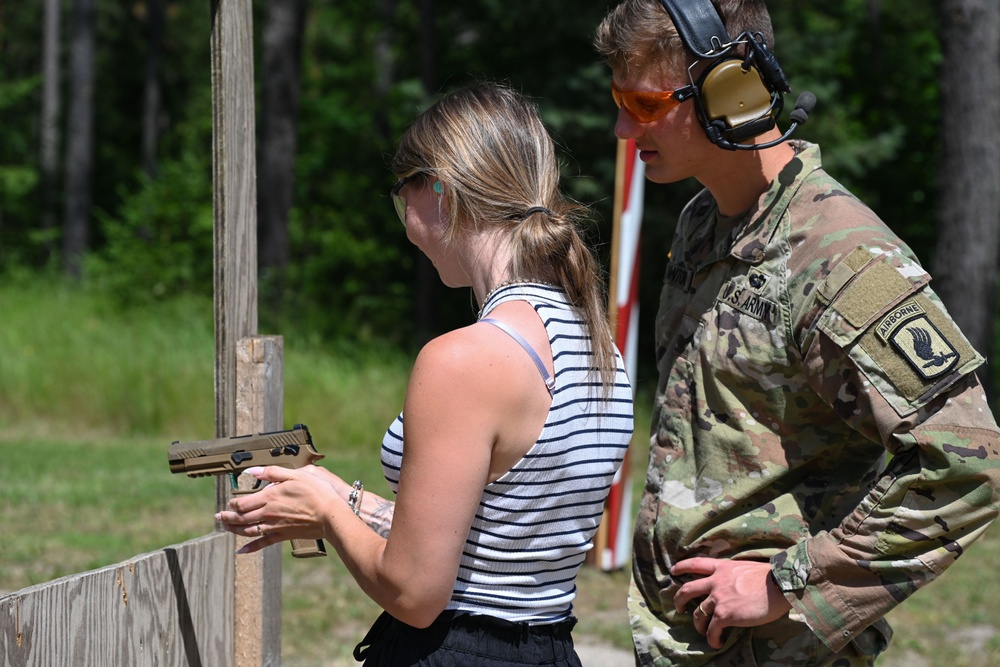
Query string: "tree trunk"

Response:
xmin=40 ymin=0 xmax=61 ymax=257
xmin=62 ymin=0 xmax=97 ymax=279
xmin=933 ymin=0 xmax=1000 ymax=403
xmin=142 ymin=0 xmax=165 ymax=178
xmin=258 ymin=0 xmax=306 ymax=278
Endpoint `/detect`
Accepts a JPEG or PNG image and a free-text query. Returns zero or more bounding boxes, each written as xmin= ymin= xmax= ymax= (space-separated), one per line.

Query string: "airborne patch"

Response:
xmin=881 ymin=302 xmax=959 ymax=379
xmin=875 ymin=301 xmax=926 ymax=342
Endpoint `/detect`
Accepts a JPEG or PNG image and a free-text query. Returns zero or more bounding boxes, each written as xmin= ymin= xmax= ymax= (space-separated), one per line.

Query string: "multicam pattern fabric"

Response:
xmin=630 ymin=142 xmax=1000 ymax=666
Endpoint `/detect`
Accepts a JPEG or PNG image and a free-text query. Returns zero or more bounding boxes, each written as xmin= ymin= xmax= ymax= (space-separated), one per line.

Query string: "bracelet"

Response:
xmin=348 ymin=480 xmax=364 ymax=516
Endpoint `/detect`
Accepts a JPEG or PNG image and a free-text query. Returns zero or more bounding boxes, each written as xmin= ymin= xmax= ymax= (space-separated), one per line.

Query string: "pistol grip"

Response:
xmin=291 ymin=539 xmax=327 ymax=558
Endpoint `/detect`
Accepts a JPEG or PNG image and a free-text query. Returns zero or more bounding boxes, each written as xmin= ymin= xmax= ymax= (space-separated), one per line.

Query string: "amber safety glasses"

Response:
xmin=611 ymin=81 xmax=694 ymax=123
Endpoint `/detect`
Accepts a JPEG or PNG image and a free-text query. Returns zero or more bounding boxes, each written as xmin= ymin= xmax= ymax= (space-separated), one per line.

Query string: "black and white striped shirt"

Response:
xmin=381 ymin=283 xmax=634 ymax=624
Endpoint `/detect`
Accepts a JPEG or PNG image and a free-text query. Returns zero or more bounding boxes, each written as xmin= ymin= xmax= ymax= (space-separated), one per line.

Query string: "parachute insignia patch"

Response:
xmin=881 ymin=302 xmax=959 ymax=379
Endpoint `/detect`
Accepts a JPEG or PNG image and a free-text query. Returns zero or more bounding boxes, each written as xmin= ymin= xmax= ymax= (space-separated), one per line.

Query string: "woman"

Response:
xmin=216 ymin=82 xmax=634 ymax=666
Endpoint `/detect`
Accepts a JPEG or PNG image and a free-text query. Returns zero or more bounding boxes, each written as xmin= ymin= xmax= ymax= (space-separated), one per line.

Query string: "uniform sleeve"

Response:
xmin=770 ymin=245 xmax=1000 ymax=652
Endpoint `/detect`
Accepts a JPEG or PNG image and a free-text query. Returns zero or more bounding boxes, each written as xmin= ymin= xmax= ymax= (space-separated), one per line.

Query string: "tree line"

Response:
xmin=0 ymin=0 xmax=997 ymax=398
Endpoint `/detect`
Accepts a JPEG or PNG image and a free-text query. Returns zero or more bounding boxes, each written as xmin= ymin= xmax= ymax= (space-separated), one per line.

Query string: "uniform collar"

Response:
xmin=728 ymin=141 xmax=821 ymax=264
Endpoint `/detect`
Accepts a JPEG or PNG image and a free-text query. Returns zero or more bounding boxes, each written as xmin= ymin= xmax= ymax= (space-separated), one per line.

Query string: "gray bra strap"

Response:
xmin=480 ymin=318 xmax=555 ymax=396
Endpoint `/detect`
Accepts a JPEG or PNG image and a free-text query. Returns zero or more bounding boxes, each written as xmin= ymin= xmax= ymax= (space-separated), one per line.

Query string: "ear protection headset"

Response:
xmin=659 ymin=0 xmax=815 ymax=151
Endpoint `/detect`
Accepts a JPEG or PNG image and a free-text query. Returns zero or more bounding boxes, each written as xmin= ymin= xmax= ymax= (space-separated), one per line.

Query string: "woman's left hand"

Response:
xmin=215 ymin=465 xmax=336 ymax=554
xmin=671 ymin=557 xmax=792 ymax=649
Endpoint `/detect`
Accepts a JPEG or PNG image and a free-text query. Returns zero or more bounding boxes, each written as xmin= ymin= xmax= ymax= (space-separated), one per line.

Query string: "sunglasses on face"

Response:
xmin=391 ymin=174 xmax=445 ymax=224
xmin=391 ymin=173 xmax=422 ymax=224
xmin=610 ymin=80 xmax=695 ymax=123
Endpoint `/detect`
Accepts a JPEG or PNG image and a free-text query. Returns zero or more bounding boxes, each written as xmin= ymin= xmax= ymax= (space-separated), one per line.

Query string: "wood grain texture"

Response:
xmin=234 ymin=336 xmax=284 ymax=666
xmin=209 ymin=4 xmax=271 ymax=663
xmin=0 ymin=534 xmax=234 ymax=666
xmin=211 ymin=0 xmax=258 ymax=442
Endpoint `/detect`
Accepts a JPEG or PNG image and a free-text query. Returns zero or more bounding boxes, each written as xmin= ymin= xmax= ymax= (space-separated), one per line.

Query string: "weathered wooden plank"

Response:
xmin=210 ymin=2 xmax=271 ymax=663
xmin=236 ymin=336 xmax=284 ymax=437
xmin=234 ymin=336 xmax=285 ymax=667
xmin=211 ymin=0 xmax=258 ymax=442
xmin=0 ymin=533 xmax=234 ymax=666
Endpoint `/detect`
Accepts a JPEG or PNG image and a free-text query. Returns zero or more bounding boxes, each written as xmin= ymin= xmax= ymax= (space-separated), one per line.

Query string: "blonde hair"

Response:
xmin=594 ymin=0 xmax=775 ymax=79
xmin=392 ymin=82 xmax=617 ymax=391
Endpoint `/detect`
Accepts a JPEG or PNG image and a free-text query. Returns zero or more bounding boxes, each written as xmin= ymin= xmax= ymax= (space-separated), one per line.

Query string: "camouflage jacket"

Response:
xmin=630 ymin=142 xmax=1000 ymax=663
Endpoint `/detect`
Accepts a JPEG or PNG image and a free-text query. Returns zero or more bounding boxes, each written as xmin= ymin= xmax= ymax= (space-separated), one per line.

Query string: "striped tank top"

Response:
xmin=381 ymin=283 xmax=634 ymax=624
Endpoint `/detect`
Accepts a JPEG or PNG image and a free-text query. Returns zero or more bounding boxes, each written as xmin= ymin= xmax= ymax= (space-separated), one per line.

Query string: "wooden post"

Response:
xmin=210 ymin=1 xmax=281 ymax=665
xmin=211 ymin=0 xmax=258 ymax=441
xmin=234 ymin=337 xmax=284 ymax=667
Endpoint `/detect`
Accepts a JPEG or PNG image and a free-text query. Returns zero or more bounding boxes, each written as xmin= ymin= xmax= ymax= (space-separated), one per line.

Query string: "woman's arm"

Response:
xmin=217 ymin=325 xmax=523 ymax=627
xmin=303 ymin=465 xmax=395 ymax=538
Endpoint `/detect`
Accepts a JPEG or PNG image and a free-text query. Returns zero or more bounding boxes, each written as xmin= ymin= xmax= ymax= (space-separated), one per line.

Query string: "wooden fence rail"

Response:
xmin=1 ymin=335 xmax=284 ymax=666
xmin=0 ymin=533 xmax=234 ymax=666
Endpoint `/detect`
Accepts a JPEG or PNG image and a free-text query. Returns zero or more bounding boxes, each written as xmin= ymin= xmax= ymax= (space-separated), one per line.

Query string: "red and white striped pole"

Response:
xmin=595 ymin=138 xmax=644 ymax=571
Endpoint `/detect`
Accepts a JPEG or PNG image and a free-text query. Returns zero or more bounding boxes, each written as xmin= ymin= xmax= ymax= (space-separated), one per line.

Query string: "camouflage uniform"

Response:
xmin=630 ymin=141 xmax=1000 ymax=666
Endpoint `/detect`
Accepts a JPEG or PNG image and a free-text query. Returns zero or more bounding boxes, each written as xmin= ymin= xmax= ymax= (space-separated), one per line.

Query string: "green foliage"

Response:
xmin=0 ymin=277 xmax=215 ymax=438
xmin=771 ymin=0 xmax=942 ymax=259
xmin=0 ymin=0 xmax=958 ymax=354
xmin=86 ymin=146 xmax=214 ymax=303
xmin=0 ymin=436 xmax=217 ymax=585
xmin=266 ymin=2 xmax=439 ymax=342
xmin=0 ymin=278 xmax=412 ymax=441
xmin=0 ymin=74 xmax=42 ymax=265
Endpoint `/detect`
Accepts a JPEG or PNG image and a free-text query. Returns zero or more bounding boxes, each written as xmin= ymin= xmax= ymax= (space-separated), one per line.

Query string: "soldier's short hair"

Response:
xmin=595 ymin=0 xmax=776 ymax=80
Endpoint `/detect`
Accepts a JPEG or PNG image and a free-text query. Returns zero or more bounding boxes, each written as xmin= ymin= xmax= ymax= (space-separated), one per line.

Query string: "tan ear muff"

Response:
xmin=700 ymin=60 xmax=774 ymax=128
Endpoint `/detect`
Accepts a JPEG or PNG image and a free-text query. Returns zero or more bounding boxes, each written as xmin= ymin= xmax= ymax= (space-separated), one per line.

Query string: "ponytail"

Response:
xmin=509 ymin=206 xmax=616 ymax=394
xmin=393 ymin=82 xmax=619 ymax=393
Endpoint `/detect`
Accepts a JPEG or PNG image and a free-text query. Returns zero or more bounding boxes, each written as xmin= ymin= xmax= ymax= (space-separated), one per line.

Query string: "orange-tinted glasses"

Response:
xmin=611 ymin=81 xmax=695 ymax=123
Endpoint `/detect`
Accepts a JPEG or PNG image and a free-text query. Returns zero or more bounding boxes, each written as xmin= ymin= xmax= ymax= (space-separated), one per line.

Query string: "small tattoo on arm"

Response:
xmin=369 ymin=499 xmax=394 ymax=538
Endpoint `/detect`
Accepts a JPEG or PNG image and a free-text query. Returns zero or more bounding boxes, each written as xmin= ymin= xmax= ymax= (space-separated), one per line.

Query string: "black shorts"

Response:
xmin=354 ymin=610 xmax=583 ymax=667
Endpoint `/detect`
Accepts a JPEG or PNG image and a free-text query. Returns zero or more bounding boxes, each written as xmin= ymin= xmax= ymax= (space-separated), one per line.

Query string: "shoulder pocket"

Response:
xmin=817 ymin=247 xmax=983 ymax=415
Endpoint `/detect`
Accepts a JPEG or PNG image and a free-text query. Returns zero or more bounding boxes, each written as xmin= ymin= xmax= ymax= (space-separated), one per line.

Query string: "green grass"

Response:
xmin=1 ymin=279 xmax=998 ymax=665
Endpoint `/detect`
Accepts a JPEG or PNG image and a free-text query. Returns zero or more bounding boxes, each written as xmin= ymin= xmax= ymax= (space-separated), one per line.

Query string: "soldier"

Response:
xmin=594 ymin=1 xmax=1000 ymax=665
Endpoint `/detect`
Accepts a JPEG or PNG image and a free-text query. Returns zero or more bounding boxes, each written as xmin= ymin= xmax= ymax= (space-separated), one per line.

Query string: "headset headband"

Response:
xmin=660 ymin=0 xmax=730 ymax=59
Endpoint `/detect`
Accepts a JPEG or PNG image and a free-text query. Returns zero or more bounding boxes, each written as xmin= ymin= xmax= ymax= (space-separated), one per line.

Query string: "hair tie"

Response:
xmin=514 ymin=206 xmax=553 ymax=220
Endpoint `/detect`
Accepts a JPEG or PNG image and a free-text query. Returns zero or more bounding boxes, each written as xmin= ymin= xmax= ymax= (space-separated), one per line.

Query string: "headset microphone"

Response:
xmin=718 ymin=91 xmax=816 ymax=152
xmin=788 ymin=91 xmax=816 ymax=125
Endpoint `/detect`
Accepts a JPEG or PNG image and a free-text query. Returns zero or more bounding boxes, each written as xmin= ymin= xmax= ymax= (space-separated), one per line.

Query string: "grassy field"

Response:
xmin=1 ymin=280 xmax=998 ymax=665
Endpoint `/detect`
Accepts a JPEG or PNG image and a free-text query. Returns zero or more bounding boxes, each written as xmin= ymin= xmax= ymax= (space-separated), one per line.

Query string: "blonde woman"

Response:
xmin=216 ymin=82 xmax=634 ymax=666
